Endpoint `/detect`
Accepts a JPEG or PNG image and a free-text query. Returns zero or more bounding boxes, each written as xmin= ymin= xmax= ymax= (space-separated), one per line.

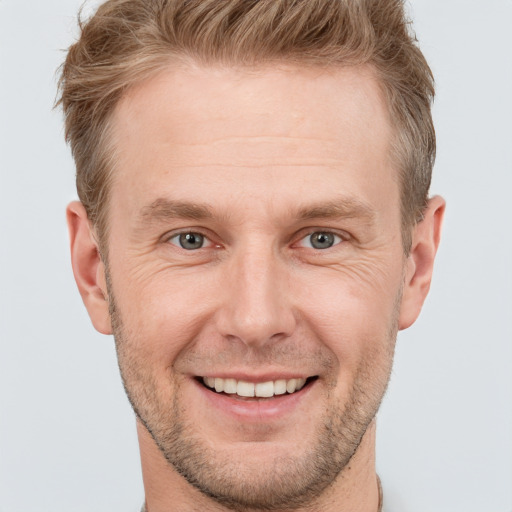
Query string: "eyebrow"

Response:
xmin=139 ymin=198 xmax=214 ymax=222
xmin=296 ymin=198 xmax=377 ymax=223
xmin=138 ymin=196 xmax=376 ymax=225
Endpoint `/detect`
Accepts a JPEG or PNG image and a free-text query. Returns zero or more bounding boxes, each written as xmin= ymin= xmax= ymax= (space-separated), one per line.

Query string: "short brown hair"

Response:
xmin=57 ymin=0 xmax=435 ymax=252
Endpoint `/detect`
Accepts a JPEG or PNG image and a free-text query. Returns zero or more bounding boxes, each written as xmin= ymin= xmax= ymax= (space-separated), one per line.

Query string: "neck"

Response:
xmin=138 ymin=419 xmax=381 ymax=512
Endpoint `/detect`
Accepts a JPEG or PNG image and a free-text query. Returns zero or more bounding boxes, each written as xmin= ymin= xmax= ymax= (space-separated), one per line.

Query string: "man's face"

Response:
xmin=104 ymin=64 xmax=405 ymax=508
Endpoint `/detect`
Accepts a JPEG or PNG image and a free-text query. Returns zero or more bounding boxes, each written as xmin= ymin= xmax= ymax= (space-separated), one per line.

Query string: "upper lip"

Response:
xmin=195 ymin=373 xmax=315 ymax=382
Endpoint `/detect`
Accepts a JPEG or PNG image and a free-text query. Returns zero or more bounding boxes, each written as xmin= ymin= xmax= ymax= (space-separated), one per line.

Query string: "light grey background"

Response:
xmin=1 ymin=1 xmax=511 ymax=511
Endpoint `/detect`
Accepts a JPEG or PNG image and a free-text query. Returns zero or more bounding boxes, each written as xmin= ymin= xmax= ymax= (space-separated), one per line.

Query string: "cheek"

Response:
xmin=108 ymin=244 xmax=403 ymax=373
xmin=110 ymin=263 xmax=221 ymax=366
xmin=294 ymin=261 xmax=402 ymax=367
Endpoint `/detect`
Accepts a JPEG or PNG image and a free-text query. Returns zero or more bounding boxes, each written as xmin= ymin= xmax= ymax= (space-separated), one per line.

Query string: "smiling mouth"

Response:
xmin=199 ymin=376 xmax=318 ymax=399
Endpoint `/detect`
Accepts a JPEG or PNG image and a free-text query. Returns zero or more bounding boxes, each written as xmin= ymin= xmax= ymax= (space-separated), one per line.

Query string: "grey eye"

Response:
xmin=173 ymin=232 xmax=205 ymax=250
xmin=305 ymin=232 xmax=341 ymax=249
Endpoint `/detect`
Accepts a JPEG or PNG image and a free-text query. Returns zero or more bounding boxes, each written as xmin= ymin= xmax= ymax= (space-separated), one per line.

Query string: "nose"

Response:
xmin=215 ymin=242 xmax=297 ymax=348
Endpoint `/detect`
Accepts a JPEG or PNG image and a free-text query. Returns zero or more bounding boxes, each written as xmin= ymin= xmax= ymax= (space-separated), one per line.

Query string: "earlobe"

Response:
xmin=67 ymin=201 xmax=112 ymax=335
xmin=398 ymin=196 xmax=445 ymax=330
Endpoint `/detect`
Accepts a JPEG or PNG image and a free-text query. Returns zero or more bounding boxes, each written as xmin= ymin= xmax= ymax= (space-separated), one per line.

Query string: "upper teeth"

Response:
xmin=203 ymin=377 xmax=307 ymax=398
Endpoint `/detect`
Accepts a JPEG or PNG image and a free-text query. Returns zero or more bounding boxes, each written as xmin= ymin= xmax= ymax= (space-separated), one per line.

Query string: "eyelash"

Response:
xmin=166 ymin=230 xmax=216 ymax=250
xmin=297 ymin=231 xmax=344 ymax=250
xmin=165 ymin=229 xmax=347 ymax=251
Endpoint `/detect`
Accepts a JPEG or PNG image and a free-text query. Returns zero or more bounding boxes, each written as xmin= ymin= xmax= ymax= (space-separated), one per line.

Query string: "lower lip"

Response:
xmin=194 ymin=379 xmax=316 ymax=421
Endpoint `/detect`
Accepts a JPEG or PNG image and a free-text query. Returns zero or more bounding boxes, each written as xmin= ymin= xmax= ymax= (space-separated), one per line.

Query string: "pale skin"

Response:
xmin=67 ymin=63 xmax=444 ymax=512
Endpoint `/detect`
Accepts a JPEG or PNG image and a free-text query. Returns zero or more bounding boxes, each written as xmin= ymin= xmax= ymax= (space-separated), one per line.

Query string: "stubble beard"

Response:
xmin=106 ymin=272 xmax=399 ymax=511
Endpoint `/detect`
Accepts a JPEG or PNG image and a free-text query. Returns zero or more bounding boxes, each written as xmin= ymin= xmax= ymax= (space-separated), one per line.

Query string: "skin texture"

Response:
xmin=67 ymin=63 xmax=445 ymax=512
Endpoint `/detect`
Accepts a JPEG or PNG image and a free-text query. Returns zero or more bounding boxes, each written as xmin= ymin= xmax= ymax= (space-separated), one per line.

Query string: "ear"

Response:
xmin=399 ymin=196 xmax=446 ymax=330
xmin=66 ymin=201 xmax=112 ymax=335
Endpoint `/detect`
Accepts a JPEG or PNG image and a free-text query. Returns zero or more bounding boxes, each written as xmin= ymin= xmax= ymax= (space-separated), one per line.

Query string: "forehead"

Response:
xmin=109 ymin=63 xmax=397 ymax=222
